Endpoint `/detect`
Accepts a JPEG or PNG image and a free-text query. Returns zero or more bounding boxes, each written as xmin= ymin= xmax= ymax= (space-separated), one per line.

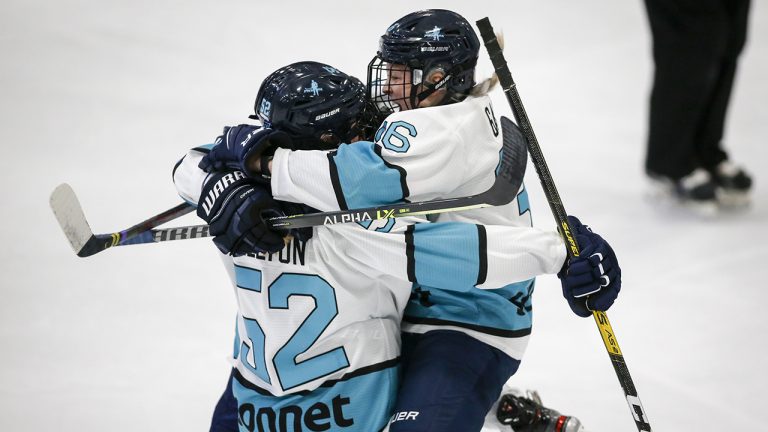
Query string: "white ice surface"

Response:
xmin=1 ymin=1 xmax=767 ymax=431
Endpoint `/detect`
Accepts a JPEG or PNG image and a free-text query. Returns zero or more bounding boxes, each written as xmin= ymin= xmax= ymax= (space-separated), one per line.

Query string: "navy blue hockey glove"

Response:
xmin=558 ymin=216 xmax=622 ymax=317
xmin=198 ymin=124 xmax=293 ymax=180
xmin=197 ymin=170 xmax=288 ymax=256
xmin=278 ymin=202 xmax=316 ymax=243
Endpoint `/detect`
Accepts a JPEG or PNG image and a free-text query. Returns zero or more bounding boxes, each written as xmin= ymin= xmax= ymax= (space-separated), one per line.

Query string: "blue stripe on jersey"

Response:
xmin=232 ymin=362 xmax=398 ymax=432
xmin=404 ymin=278 xmax=536 ymax=334
xmin=517 ymin=184 xmax=531 ymax=216
xmin=410 ymin=223 xmax=481 ymax=292
xmin=235 ymin=265 xmax=262 ymax=292
xmin=330 ymin=141 xmax=405 ymax=209
xmin=233 ymin=318 xmax=241 ymax=360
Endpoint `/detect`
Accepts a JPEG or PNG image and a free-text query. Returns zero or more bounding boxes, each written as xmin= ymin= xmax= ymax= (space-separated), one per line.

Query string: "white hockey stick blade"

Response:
xmin=50 ymin=183 xmax=95 ymax=254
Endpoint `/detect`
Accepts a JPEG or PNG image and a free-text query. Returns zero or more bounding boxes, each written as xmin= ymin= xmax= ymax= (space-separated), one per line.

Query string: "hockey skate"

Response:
xmin=495 ymin=390 xmax=585 ymax=432
xmin=647 ymin=168 xmax=719 ymax=216
xmin=709 ymin=160 xmax=752 ymax=208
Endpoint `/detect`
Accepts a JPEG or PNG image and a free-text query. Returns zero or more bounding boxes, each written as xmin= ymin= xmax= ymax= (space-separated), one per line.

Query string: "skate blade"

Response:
xmin=681 ymin=199 xmax=719 ymax=217
xmin=717 ymin=190 xmax=751 ymax=209
xmin=645 ymin=184 xmax=719 ymax=218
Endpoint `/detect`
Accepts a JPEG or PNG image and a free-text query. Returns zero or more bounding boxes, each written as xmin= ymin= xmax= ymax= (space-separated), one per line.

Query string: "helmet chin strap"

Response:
xmin=412 ymin=69 xmax=451 ymax=105
xmin=411 ymin=59 xmax=476 ymax=106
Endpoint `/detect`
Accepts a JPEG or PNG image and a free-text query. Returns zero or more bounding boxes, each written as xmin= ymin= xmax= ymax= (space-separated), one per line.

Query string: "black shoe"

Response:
xmin=496 ymin=391 xmax=584 ymax=432
xmin=710 ymin=161 xmax=752 ymax=191
xmin=648 ymin=168 xmax=718 ymax=203
xmin=706 ymin=161 xmax=752 ymax=207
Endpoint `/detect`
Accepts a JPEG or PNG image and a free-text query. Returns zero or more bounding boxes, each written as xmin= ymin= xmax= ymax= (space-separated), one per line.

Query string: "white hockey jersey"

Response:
xmin=268 ymin=95 xmax=548 ymax=360
xmin=173 ymin=138 xmax=564 ymax=399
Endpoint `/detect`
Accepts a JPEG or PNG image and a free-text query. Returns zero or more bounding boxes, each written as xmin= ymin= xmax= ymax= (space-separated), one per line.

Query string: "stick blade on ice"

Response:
xmin=50 ymin=183 xmax=94 ymax=255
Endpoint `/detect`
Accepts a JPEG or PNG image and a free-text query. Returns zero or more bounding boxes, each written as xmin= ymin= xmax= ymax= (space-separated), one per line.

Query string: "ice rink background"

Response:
xmin=1 ymin=1 xmax=766 ymax=430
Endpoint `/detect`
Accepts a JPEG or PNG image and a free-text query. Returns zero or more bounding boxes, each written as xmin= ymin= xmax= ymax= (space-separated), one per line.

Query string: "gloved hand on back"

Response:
xmin=198 ymin=124 xmax=293 ymax=180
xmin=558 ymin=216 xmax=622 ymax=317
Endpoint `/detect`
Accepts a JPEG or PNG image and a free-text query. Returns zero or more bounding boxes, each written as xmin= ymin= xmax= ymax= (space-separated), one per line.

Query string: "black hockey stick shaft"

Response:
xmin=119 ymin=194 xmax=495 ymax=246
xmin=477 ymin=17 xmax=651 ymax=432
xmin=52 ymin=119 xmax=527 ymax=256
xmin=80 ymin=203 xmax=195 ymax=256
xmin=121 ymin=119 xmax=527 ymax=239
xmin=123 ymin=162 xmax=520 ymax=245
xmin=58 ymin=188 xmax=504 ymax=256
xmin=46 ymin=180 xmax=199 ymax=257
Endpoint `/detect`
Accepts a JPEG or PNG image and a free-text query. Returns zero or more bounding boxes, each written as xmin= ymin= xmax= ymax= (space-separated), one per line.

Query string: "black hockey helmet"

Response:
xmin=251 ymin=61 xmax=381 ymax=150
xmin=367 ymin=9 xmax=481 ymax=115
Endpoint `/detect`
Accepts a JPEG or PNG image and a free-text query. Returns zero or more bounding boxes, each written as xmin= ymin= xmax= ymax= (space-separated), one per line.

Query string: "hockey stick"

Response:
xmin=49 ymin=183 xmax=197 ymax=258
xmin=50 ymin=119 xmax=528 ymax=257
xmin=477 ymin=17 xmax=652 ymax=432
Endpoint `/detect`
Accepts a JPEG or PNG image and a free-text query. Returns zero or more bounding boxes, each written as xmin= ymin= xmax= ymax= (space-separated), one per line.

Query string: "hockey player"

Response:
xmin=365 ymin=11 xmax=610 ymax=431
xmin=177 ymin=61 xmax=612 ymax=432
xmin=199 ymin=10 xmax=620 ymax=431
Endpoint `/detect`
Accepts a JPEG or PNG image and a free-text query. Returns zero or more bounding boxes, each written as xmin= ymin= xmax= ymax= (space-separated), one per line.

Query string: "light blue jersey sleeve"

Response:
xmin=405 ymin=223 xmax=484 ymax=291
xmin=328 ymin=141 xmax=407 ymax=210
xmin=270 ymin=140 xmax=408 ymax=212
xmin=395 ymin=222 xmax=563 ymax=292
xmin=271 ymin=97 xmax=504 ymax=211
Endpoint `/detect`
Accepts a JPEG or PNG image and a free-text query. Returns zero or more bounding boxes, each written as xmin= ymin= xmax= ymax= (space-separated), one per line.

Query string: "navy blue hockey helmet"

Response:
xmin=252 ymin=61 xmax=380 ymax=149
xmin=367 ymin=9 xmax=481 ymax=115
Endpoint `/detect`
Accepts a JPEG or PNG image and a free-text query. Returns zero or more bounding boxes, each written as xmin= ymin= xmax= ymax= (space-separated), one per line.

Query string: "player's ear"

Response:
xmin=426 ymin=68 xmax=445 ymax=84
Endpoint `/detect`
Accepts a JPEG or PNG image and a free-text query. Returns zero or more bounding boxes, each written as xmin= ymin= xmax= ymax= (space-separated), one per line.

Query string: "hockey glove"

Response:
xmin=197 ymin=170 xmax=288 ymax=256
xmin=558 ymin=216 xmax=622 ymax=317
xmin=198 ymin=124 xmax=293 ymax=180
xmin=279 ymin=201 xmax=316 ymax=243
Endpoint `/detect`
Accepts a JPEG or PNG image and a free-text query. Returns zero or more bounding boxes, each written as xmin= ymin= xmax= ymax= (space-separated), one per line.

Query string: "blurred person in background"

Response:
xmin=644 ymin=0 xmax=753 ymax=210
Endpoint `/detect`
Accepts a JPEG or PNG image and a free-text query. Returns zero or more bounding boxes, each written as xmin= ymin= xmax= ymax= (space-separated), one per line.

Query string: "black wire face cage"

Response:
xmin=346 ymin=98 xmax=386 ymax=142
xmin=367 ymin=56 xmax=422 ymax=118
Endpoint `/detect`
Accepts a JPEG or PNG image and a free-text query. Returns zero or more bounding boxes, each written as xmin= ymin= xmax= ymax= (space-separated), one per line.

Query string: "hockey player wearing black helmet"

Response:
xmin=367 ymin=9 xmax=482 ymax=113
xmin=199 ymin=61 xmax=382 ymax=178
xmin=196 ymin=10 xmax=620 ymax=432
xmin=362 ymin=10 xmax=608 ymax=432
xmin=252 ymin=61 xmax=381 ymax=150
xmin=177 ymin=58 xmax=601 ymax=432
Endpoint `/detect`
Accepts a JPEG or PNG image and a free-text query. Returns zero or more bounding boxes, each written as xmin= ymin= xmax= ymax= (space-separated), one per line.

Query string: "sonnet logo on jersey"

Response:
xmin=238 ymin=395 xmax=353 ymax=432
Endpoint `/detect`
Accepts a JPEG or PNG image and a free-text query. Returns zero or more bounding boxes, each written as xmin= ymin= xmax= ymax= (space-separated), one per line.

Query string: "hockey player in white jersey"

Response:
xmin=362 ymin=11 xmax=614 ymax=431
xmin=177 ymin=61 xmax=609 ymax=432
xmin=198 ymin=10 xmax=621 ymax=432
xmin=366 ymin=11 xmax=598 ymax=432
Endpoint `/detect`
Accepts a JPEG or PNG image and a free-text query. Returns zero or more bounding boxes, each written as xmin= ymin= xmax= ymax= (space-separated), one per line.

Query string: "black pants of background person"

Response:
xmin=644 ymin=0 xmax=750 ymax=180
